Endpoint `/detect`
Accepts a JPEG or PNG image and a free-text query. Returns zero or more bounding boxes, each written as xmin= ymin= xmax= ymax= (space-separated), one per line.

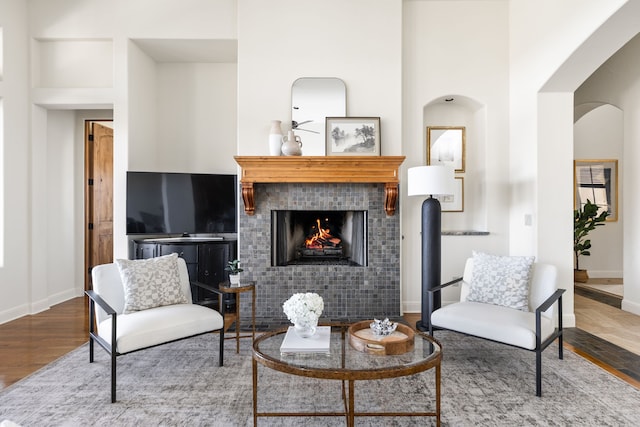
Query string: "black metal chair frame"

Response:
xmin=86 ymin=281 xmax=225 ymax=403
xmin=428 ymin=277 xmax=565 ymax=397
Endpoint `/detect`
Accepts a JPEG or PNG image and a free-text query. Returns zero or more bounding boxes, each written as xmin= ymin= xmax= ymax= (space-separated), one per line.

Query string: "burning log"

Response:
xmin=305 ymin=218 xmax=342 ymax=249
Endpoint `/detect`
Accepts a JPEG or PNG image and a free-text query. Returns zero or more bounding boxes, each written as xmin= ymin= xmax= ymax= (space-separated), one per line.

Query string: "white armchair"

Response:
xmin=86 ymin=254 xmax=225 ymax=402
xmin=428 ymin=255 xmax=565 ymax=397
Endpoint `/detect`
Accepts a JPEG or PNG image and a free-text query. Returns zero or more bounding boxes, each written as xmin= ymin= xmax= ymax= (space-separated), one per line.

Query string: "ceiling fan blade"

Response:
xmin=292 ymin=120 xmax=313 ymax=128
xmin=297 ymin=128 xmax=320 ymax=134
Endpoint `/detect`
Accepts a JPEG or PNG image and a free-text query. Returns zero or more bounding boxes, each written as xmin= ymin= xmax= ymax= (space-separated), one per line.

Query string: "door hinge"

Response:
xmin=88 ymin=178 xmax=94 ymax=186
xmin=88 ymin=223 xmax=94 ymax=230
xmin=88 ymin=134 xmax=94 ymax=142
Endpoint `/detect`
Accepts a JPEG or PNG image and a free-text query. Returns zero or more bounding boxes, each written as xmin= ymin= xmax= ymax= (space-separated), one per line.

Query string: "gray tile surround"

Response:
xmin=238 ymin=182 xmax=400 ymax=323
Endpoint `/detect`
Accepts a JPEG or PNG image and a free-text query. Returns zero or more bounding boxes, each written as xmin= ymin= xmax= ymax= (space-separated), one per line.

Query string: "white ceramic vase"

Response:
xmin=268 ymin=120 xmax=283 ymax=156
xmin=281 ymin=130 xmax=303 ymax=156
xmin=293 ymin=317 xmax=318 ymax=338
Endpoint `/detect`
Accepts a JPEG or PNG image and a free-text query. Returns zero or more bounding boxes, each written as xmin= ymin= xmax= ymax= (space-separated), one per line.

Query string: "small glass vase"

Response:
xmin=293 ymin=318 xmax=318 ymax=338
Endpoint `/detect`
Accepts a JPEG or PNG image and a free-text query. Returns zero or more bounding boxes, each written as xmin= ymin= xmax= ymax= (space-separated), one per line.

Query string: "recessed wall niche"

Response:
xmin=423 ymin=95 xmax=487 ymax=232
xmin=127 ymin=38 xmax=238 ymax=173
xmin=32 ymin=39 xmax=113 ymax=88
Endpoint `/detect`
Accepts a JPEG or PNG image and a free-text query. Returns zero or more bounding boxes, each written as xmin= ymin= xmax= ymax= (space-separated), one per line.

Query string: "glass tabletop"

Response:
xmin=253 ymin=323 xmax=442 ymax=381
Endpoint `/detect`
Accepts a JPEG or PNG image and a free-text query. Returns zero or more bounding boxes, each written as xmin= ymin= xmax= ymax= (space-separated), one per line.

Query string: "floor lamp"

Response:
xmin=407 ymin=165 xmax=455 ymax=333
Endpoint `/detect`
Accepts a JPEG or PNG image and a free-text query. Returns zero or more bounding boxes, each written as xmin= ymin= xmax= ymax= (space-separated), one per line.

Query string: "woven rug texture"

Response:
xmin=1 ymin=330 xmax=639 ymax=426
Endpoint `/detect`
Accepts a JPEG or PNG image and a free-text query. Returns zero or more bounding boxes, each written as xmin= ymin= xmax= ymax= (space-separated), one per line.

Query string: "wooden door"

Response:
xmin=85 ymin=121 xmax=113 ymax=290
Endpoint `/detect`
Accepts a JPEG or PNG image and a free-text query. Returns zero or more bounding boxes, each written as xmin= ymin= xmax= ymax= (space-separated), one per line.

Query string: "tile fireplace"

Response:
xmin=238 ymin=182 xmax=400 ymax=321
xmin=234 ymin=156 xmax=405 ymax=323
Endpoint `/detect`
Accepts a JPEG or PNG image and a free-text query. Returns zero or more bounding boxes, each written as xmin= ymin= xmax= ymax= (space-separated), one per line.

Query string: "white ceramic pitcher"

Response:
xmin=281 ymin=130 xmax=303 ymax=156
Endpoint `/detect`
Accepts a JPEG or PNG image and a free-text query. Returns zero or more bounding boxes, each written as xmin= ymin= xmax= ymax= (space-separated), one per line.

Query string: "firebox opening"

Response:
xmin=271 ymin=210 xmax=367 ymax=266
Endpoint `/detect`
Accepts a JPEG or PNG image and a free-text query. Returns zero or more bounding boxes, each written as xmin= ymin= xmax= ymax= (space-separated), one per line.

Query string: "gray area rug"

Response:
xmin=1 ymin=330 xmax=639 ymax=426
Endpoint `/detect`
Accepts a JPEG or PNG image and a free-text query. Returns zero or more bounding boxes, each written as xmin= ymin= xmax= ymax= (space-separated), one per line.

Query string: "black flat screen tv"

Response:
xmin=126 ymin=171 xmax=237 ymax=235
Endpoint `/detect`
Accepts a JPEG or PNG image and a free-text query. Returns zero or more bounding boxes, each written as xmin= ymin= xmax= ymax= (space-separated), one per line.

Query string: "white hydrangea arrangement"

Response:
xmin=282 ymin=292 xmax=324 ymax=325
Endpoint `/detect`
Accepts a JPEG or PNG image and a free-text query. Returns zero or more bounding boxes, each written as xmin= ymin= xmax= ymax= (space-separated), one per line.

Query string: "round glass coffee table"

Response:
xmin=252 ymin=323 xmax=441 ymax=427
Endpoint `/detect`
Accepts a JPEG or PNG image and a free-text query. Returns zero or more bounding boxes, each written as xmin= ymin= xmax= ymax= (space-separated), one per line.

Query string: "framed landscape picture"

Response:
xmin=326 ymin=117 xmax=381 ymax=156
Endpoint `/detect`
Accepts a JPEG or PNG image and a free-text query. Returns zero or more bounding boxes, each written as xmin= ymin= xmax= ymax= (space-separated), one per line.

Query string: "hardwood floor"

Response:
xmin=574 ymin=293 xmax=640 ymax=355
xmin=0 ymin=297 xmax=89 ymax=389
xmin=1 ymin=292 xmax=640 ymax=391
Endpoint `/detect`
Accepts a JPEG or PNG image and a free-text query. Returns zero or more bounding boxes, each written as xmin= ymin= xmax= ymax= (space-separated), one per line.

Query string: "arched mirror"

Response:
xmin=291 ymin=77 xmax=346 ymax=155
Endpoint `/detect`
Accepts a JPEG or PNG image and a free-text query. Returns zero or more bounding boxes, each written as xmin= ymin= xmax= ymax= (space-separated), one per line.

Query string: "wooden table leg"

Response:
xmin=235 ymin=294 xmax=240 ymax=353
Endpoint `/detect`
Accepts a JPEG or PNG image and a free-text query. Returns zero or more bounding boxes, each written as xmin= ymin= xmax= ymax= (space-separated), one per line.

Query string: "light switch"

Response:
xmin=524 ymin=214 xmax=533 ymax=226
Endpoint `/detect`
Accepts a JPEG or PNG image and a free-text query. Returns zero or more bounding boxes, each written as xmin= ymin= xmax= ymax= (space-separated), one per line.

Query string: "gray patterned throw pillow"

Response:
xmin=116 ymin=253 xmax=189 ymax=314
xmin=466 ymin=251 xmax=535 ymax=311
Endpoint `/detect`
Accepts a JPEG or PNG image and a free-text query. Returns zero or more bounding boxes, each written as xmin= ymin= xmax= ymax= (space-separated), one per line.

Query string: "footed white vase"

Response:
xmin=281 ymin=130 xmax=303 ymax=156
xmin=293 ymin=317 xmax=318 ymax=338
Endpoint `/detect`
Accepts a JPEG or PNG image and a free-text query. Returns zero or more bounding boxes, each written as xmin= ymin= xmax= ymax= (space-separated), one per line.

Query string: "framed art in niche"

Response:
xmin=427 ymin=126 xmax=465 ymax=173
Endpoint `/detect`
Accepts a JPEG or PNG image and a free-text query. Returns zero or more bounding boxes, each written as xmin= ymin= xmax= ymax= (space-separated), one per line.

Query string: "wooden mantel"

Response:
xmin=234 ymin=156 xmax=406 ymax=216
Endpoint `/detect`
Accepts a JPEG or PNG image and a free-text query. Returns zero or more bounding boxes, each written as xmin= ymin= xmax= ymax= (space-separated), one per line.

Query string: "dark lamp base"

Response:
xmin=416 ymin=321 xmax=441 ymax=334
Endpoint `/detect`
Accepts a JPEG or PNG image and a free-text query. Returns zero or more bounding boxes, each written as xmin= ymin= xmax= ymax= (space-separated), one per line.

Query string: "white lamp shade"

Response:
xmin=407 ymin=165 xmax=455 ymax=196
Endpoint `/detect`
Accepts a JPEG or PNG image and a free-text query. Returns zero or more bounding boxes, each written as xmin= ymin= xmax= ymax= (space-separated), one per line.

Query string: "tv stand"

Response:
xmin=132 ymin=238 xmax=237 ymax=307
xmin=147 ymin=236 xmax=224 ymax=243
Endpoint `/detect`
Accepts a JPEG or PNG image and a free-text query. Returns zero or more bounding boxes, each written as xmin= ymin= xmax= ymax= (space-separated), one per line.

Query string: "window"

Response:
xmin=574 ymin=159 xmax=618 ymax=221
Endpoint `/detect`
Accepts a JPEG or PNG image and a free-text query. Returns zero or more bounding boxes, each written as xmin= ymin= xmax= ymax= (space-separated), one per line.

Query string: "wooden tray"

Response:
xmin=348 ymin=320 xmax=415 ymax=355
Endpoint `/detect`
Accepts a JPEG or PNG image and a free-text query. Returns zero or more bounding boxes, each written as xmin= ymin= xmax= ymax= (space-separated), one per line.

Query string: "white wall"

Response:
xmin=236 ymin=0 xmax=403 ymax=157
xmin=155 ymin=62 xmax=238 ymax=174
xmin=402 ymin=0 xmax=510 ymax=311
xmin=0 ymin=0 xmax=30 ymax=322
xmin=127 ymin=40 xmax=159 ymax=170
xmin=32 ymin=40 xmax=113 ymax=88
xmin=573 ymin=104 xmax=623 ymax=277
xmin=45 ymin=110 xmax=78 ymax=303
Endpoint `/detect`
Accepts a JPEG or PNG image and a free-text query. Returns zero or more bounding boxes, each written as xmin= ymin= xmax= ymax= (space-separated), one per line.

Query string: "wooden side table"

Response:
xmin=218 ymin=281 xmax=256 ymax=353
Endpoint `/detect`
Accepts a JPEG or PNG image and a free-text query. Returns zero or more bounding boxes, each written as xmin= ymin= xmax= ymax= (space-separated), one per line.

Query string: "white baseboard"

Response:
xmin=562 ymin=313 xmax=576 ymax=328
xmin=621 ymin=299 xmax=640 ymax=316
xmin=33 ymin=289 xmax=83 ymax=315
xmin=586 ymin=270 xmax=623 ymax=278
xmin=403 ymin=299 xmax=459 ymax=314
xmin=0 ymin=289 xmax=83 ymax=325
xmin=30 ymin=297 xmax=51 ymax=315
xmin=48 ymin=288 xmax=83 ymax=307
xmin=0 ymin=303 xmax=30 ymax=325
xmin=403 ymin=301 xmax=420 ymax=314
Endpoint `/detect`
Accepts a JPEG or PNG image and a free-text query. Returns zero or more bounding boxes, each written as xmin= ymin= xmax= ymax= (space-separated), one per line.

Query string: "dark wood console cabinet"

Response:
xmin=132 ymin=238 xmax=237 ymax=306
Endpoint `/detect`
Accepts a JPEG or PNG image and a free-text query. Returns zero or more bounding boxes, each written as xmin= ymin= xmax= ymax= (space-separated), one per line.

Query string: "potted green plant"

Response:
xmin=574 ymin=199 xmax=609 ymax=282
xmin=225 ymin=259 xmax=243 ymax=285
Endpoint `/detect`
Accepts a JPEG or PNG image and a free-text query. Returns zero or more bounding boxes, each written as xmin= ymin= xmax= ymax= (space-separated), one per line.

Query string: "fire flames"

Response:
xmin=305 ymin=218 xmax=341 ymax=249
